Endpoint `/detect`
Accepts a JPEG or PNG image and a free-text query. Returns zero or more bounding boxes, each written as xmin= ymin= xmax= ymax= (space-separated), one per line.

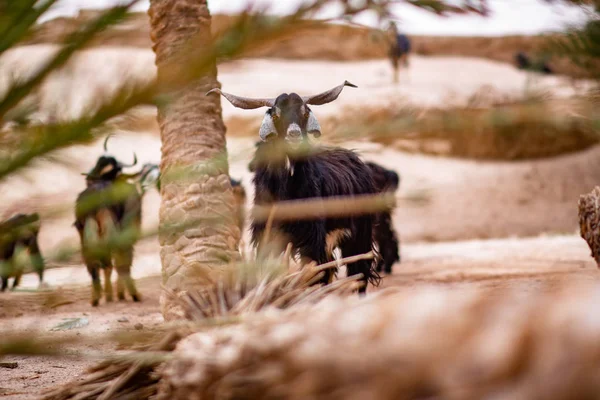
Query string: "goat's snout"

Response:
xmin=286 ymin=123 xmax=302 ymax=142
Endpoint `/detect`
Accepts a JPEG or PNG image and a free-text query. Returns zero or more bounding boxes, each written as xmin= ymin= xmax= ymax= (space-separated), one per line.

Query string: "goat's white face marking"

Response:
xmin=99 ymin=164 xmax=115 ymax=175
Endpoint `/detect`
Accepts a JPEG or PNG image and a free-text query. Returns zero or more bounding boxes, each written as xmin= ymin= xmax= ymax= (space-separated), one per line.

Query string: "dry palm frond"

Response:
xmin=172 ymin=255 xmax=369 ymax=321
xmin=43 ymin=253 xmax=368 ymax=400
xmin=156 ymin=283 xmax=600 ymax=400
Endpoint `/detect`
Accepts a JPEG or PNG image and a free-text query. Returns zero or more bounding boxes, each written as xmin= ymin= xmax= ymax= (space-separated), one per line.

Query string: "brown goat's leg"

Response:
xmin=103 ymin=265 xmax=113 ymax=302
xmin=125 ymin=276 xmax=141 ymax=302
xmin=11 ymin=271 xmax=22 ymax=290
xmin=116 ymin=275 xmax=125 ymax=301
xmin=89 ymin=266 xmax=102 ymax=307
xmin=1 ymin=276 xmax=8 ymax=292
xmin=115 ymin=249 xmax=140 ymax=302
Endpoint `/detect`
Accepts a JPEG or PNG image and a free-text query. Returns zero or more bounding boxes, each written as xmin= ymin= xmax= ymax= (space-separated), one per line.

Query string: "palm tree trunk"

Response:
xmin=148 ymin=0 xmax=240 ymax=320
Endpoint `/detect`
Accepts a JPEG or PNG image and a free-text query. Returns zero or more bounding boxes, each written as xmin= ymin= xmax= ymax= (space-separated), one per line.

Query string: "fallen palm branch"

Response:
xmin=157 ymin=283 xmax=600 ymax=399
xmin=43 ymin=255 xmax=366 ymax=400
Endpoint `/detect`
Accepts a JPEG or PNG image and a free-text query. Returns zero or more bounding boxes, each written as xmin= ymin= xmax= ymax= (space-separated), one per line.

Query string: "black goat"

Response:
xmin=366 ymin=162 xmax=401 ymax=274
xmin=210 ymin=81 xmax=380 ymax=293
xmin=74 ymin=138 xmax=151 ymax=306
xmin=0 ymin=213 xmax=44 ymax=291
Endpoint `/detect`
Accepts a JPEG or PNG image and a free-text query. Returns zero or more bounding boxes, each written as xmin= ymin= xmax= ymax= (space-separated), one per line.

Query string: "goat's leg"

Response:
xmin=116 ymin=275 xmax=125 ymax=301
xmin=114 ymin=248 xmax=140 ymax=302
xmin=374 ymin=212 xmax=400 ymax=275
xmin=88 ymin=266 xmax=102 ymax=306
xmin=103 ymin=265 xmax=114 ymax=302
xmin=391 ymin=56 xmax=400 ymax=84
xmin=28 ymin=235 xmax=45 ymax=286
xmin=11 ymin=271 xmax=22 ymax=290
xmin=83 ymin=245 xmax=109 ymax=306
xmin=299 ymin=228 xmax=333 ymax=286
xmin=1 ymin=276 xmax=8 ymax=292
xmin=382 ymin=232 xmax=400 ymax=275
xmin=340 ymin=217 xmax=379 ymax=295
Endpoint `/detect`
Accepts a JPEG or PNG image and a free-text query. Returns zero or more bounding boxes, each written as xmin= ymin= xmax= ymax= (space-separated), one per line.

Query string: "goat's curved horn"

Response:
xmin=206 ymin=88 xmax=275 ymax=110
xmin=119 ymin=152 xmax=138 ymax=168
xmin=302 ymin=80 xmax=357 ymax=106
xmin=103 ymin=134 xmax=113 ymax=152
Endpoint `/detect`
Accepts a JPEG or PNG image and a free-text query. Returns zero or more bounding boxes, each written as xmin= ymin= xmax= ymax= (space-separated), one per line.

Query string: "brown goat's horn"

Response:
xmin=119 ymin=152 xmax=138 ymax=168
xmin=302 ymin=80 xmax=357 ymax=106
xmin=206 ymin=88 xmax=275 ymax=109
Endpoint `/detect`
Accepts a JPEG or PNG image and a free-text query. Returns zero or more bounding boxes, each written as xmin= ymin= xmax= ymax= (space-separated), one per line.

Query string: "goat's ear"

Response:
xmin=259 ymin=112 xmax=277 ymax=141
xmin=306 ymin=111 xmax=322 ymax=138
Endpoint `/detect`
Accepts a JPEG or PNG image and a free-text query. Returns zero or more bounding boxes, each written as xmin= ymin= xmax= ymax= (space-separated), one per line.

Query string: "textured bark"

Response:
xmin=148 ymin=0 xmax=240 ymax=320
xmin=579 ymin=186 xmax=600 ymax=268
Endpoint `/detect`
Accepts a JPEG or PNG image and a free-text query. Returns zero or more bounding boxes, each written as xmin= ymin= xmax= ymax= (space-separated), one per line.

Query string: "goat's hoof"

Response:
xmin=117 ymin=293 xmax=125 ymax=301
xmin=131 ymin=294 xmax=141 ymax=302
xmin=91 ymin=300 xmax=99 ymax=307
xmin=106 ymin=296 xmax=114 ymax=302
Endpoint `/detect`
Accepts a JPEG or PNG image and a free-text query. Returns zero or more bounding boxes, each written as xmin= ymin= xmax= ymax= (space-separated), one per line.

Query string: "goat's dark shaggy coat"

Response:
xmin=366 ymin=162 xmax=401 ymax=274
xmin=75 ymin=156 xmax=142 ymax=306
xmin=250 ymin=142 xmax=380 ymax=292
xmin=0 ymin=213 xmax=44 ymax=291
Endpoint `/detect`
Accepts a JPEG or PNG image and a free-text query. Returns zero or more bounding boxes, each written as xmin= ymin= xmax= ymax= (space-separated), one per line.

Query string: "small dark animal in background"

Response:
xmin=387 ymin=22 xmax=411 ymax=83
xmin=515 ymin=51 xmax=553 ymax=74
xmin=230 ymin=178 xmax=246 ymax=235
xmin=211 ymin=81 xmax=380 ymax=294
xmin=366 ymin=162 xmax=401 ymax=275
xmin=74 ymin=137 xmax=154 ymax=306
xmin=0 ymin=213 xmax=45 ymax=291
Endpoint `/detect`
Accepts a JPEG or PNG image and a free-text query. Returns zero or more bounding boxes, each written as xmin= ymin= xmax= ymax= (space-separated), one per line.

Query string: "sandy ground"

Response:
xmin=0 ymin=49 xmax=598 ymax=398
